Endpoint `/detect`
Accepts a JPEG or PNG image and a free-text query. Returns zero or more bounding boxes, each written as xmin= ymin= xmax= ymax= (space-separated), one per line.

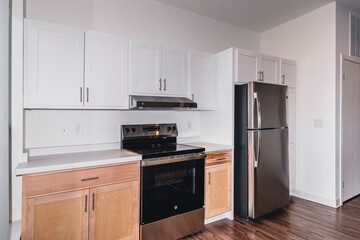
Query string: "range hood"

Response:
xmin=129 ymin=95 xmax=197 ymax=109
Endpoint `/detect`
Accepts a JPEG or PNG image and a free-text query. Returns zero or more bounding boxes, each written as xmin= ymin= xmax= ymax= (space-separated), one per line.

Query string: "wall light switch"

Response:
xmin=74 ymin=123 xmax=82 ymax=135
xmin=314 ymin=119 xmax=323 ymax=128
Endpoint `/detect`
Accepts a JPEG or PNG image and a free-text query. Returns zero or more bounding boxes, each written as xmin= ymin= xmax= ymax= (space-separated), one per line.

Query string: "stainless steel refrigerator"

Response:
xmin=234 ymin=82 xmax=289 ymax=219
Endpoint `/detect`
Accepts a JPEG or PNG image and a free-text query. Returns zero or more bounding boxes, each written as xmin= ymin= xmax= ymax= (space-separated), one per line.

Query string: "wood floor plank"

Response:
xmin=184 ymin=196 xmax=360 ymax=240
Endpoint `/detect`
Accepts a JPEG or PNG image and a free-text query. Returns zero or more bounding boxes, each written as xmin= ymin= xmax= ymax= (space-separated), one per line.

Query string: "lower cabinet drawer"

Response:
xmin=205 ymin=149 xmax=232 ymax=167
xmin=25 ymin=162 xmax=140 ymax=197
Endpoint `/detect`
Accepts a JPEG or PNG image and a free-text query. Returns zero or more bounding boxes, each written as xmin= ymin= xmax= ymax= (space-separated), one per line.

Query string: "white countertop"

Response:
xmin=185 ymin=142 xmax=233 ymax=152
xmin=15 ymin=149 xmax=141 ymax=176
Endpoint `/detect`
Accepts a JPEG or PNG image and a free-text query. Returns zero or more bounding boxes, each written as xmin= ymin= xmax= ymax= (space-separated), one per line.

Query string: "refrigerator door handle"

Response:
xmin=254 ymin=92 xmax=262 ymax=167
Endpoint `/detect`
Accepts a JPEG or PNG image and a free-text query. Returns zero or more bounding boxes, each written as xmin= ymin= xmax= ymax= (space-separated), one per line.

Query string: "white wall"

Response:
xmin=0 ymin=0 xmax=9 ymax=236
xmin=25 ymin=0 xmax=260 ymax=53
xmin=25 ymin=110 xmax=200 ymax=148
xmin=9 ymin=0 xmax=262 ymax=222
xmin=261 ymin=3 xmax=338 ymax=206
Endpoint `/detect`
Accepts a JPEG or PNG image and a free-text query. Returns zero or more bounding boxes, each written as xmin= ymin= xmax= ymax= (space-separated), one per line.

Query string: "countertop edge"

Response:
xmin=15 ymin=155 xmax=142 ymax=176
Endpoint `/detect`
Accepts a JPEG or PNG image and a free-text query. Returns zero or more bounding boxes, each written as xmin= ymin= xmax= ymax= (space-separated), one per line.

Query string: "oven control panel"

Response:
xmin=121 ymin=123 xmax=178 ymax=139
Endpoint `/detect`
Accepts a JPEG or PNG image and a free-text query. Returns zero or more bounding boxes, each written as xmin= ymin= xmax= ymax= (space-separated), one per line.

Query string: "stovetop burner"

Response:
xmin=121 ymin=123 xmax=204 ymax=159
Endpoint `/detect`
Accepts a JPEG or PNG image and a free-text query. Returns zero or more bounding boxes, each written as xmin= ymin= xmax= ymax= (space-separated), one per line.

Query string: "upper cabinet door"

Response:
xmin=131 ymin=41 xmax=162 ymax=95
xmin=189 ymin=51 xmax=217 ymax=110
xmin=280 ymin=59 xmax=296 ymax=88
xmin=236 ymin=49 xmax=259 ymax=84
xmin=259 ymin=55 xmax=279 ymax=84
xmin=161 ymin=46 xmax=188 ymax=96
xmin=24 ymin=19 xmax=85 ymax=108
xmin=85 ymin=32 xmax=129 ymax=109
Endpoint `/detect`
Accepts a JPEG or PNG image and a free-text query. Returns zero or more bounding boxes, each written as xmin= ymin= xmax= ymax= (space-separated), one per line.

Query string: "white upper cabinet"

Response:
xmin=131 ymin=41 xmax=162 ymax=95
xmin=235 ymin=49 xmax=259 ymax=84
xmin=161 ymin=46 xmax=188 ymax=96
xmin=189 ymin=51 xmax=217 ymax=110
xmin=131 ymin=41 xmax=188 ymax=97
xmin=259 ymin=55 xmax=280 ymax=84
xmin=24 ymin=19 xmax=85 ymax=108
xmin=85 ymin=32 xmax=129 ymax=109
xmin=280 ymin=59 xmax=296 ymax=88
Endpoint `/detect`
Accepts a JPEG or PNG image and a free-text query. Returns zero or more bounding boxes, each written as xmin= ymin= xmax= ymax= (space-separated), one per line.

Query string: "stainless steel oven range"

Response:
xmin=121 ymin=123 xmax=206 ymax=240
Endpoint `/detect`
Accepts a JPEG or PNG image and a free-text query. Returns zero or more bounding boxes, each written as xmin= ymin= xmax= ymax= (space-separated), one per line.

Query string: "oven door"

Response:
xmin=141 ymin=157 xmax=205 ymax=225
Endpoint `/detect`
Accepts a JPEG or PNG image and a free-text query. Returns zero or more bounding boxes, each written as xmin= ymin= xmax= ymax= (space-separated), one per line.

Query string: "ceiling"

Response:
xmin=155 ymin=0 xmax=360 ymax=32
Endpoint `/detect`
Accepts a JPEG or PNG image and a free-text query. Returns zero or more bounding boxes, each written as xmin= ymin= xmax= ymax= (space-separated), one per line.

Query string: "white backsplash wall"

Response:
xmin=25 ymin=110 xmax=200 ymax=149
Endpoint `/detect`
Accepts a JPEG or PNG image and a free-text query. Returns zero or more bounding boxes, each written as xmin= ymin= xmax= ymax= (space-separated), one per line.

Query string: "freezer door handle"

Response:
xmin=254 ymin=92 xmax=262 ymax=167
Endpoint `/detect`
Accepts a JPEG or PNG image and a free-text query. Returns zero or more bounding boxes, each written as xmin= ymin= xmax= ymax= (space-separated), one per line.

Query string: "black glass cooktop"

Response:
xmin=124 ymin=143 xmax=205 ymax=159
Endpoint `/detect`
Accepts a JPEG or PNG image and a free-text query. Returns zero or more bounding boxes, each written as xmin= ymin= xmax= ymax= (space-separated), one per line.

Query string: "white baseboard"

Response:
xmin=291 ymin=190 xmax=339 ymax=208
xmin=205 ymin=211 xmax=232 ymax=225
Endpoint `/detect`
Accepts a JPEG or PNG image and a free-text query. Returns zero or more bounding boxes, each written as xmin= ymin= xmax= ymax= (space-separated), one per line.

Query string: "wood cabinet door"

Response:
xmin=205 ymin=164 xmax=231 ymax=219
xmin=24 ymin=19 xmax=85 ymax=108
xmin=236 ymin=49 xmax=259 ymax=83
xmin=189 ymin=51 xmax=217 ymax=110
xmin=161 ymin=46 xmax=188 ymax=96
xmin=259 ymin=55 xmax=280 ymax=84
xmin=131 ymin=41 xmax=162 ymax=95
xmin=281 ymin=59 xmax=296 ymax=88
xmin=85 ymin=32 xmax=129 ymax=109
xmin=89 ymin=181 xmax=139 ymax=240
xmin=25 ymin=189 xmax=89 ymax=240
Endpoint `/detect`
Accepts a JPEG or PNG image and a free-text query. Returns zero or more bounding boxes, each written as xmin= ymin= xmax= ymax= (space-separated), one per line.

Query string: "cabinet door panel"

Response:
xmin=162 ymin=46 xmax=188 ymax=96
xmin=205 ymin=164 xmax=231 ymax=219
xmin=236 ymin=49 xmax=259 ymax=83
xmin=260 ymin=55 xmax=279 ymax=84
xmin=24 ymin=20 xmax=85 ymax=108
xmin=131 ymin=41 xmax=162 ymax=95
xmin=289 ymin=144 xmax=296 ymax=191
xmin=26 ymin=189 xmax=89 ymax=240
xmin=89 ymin=181 xmax=139 ymax=240
xmin=189 ymin=52 xmax=217 ymax=110
xmin=281 ymin=59 xmax=296 ymax=88
xmin=287 ymin=88 xmax=296 ymax=144
xmin=85 ymin=32 xmax=129 ymax=108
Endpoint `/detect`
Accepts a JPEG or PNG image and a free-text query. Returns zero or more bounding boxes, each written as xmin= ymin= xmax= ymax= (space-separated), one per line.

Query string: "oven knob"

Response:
xmin=125 ymin=128 xmax=130 ymax=134
xmin=131 ymin=128 xmax=136 ymax=133
xmin=172 ymin=126 xmax=177 ymax=132
xmin=167 ymin=126 xmax=172 ymax=132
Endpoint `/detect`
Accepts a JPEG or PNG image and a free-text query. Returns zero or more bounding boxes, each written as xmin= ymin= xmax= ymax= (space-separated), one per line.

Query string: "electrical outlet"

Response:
xmin=187 ymin=121 xmax=192 ymax=129
xmin=61 ymin=125 xmax=69 ymax=135
xmin=314 ymin=119 xmax=323 ymax=128
xmin=74 ymin=123 xmax=82 ymax=135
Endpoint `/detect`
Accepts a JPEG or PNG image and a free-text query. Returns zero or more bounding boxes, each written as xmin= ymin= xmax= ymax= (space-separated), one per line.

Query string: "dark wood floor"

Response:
xmin=184 ymin=196 xmax=360 ymax=240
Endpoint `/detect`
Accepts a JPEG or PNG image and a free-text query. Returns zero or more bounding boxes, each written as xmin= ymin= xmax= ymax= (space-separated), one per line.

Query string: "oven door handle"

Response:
xmin=142 ymin=153 xmax=207 ymax=167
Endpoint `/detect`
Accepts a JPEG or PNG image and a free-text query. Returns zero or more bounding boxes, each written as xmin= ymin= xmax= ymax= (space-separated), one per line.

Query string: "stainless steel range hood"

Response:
xmin=129 ymin=95 xmax=197 ymax=109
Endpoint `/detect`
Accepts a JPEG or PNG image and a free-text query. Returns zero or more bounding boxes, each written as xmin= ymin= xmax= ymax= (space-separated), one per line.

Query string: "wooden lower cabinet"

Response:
xmin=204 ymin=150 xmax=232 ymax=219
xmin=89 ymin=181 xmax=139 ymax=240
xmin=21 ymin=162 xmax=140 ymax=240
xmin=26 ymin=189 xmax=89 ymax=240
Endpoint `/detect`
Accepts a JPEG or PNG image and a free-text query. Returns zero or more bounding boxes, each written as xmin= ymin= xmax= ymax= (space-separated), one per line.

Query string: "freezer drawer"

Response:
xmin=248 ymin=128 xmax=289 ymax=218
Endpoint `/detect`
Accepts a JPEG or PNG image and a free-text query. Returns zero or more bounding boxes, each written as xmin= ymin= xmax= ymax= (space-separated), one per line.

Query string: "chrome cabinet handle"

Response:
xmin=85 ymin=195 xmax=88 ymax=212
xmin=261 ymin=71 xmax=264 ymax=81
xmin=81 ymin=177 xmax=99 ymax=182
xmin=258 ymin=71 xmax=262 ymax=81
xmin=208 ymin=172 xmax=211 ymax=185
xmin=164 ymin=79 xmax=167 ymax=91
xmin=80 ymin=87 xmax=83 ymax=102
xmin=281 ymin=75 xmax=285 ymax=84
xmin=92 ymin=193 xmax=95 ymax=211
xmin=191 ymin=93 xmax=194 ymax=101
xmin=86 ymin=88 xmax=89 ymax=102
xmin=159 ymin=79 xmax=162 ymax=91
xmin=216 ymin=157 xmax=226 ymax=161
